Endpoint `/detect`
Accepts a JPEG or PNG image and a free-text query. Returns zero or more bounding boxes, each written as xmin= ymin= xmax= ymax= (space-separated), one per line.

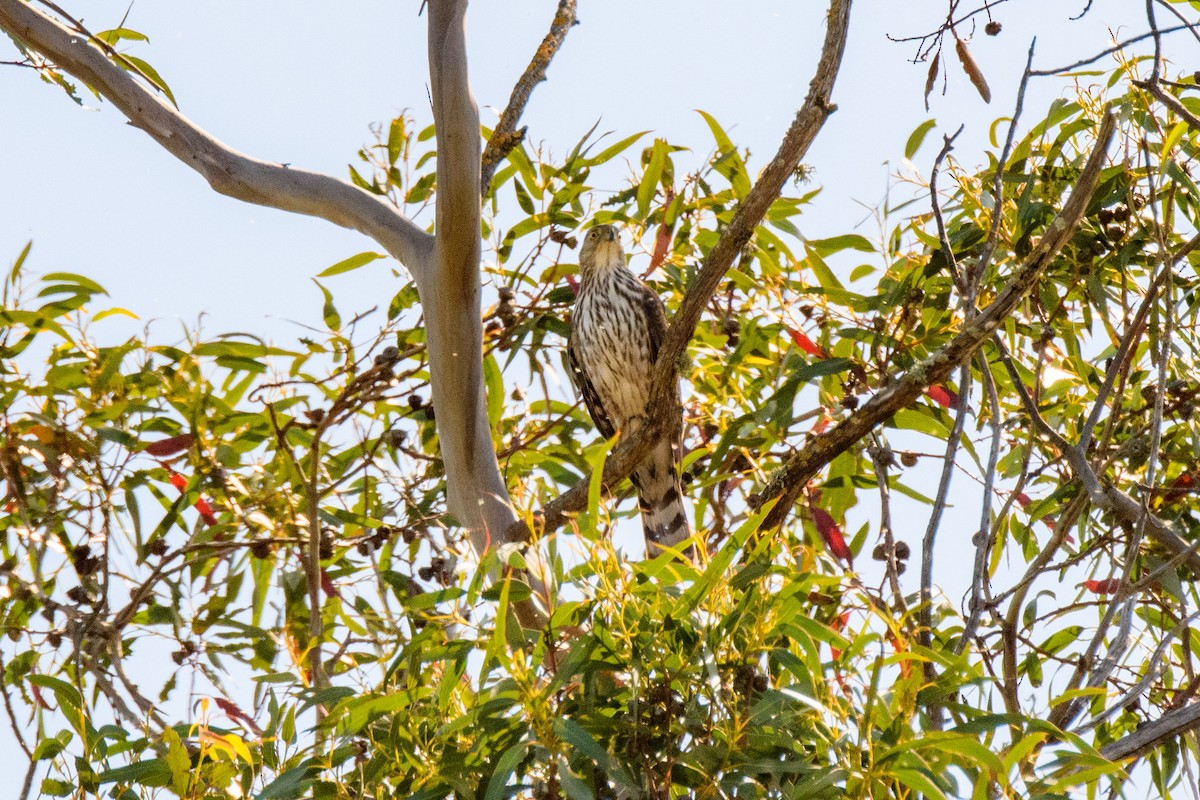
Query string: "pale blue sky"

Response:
xmin=0 ymin=1 xmax=1150 ymax=336
xmin=0 ymin=0 xmax=1166 ymax=793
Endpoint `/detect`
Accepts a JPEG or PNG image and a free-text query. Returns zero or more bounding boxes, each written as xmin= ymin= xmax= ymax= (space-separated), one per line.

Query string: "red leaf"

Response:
xmin=811 ymin=411 xmax=832 ymax=435
xmin=925 ymin=385 xmax=958 ymax=408
xmin=320 ymin=569 xmax=340 ymax=598
xmin=565 ymin=274 xmax=579 ymax=294
xmin=194 ymin=497 xmax=218 ymax=526
xmin=648 ymin=223 xmax=673 ymax=272
xmin=213 ymin=697 xmax=263 ymax=734
xmin=1163 ymin=472 xmax=1196 ymax=505
xmin=168 ymin=472 xmax=218 ymax=527
xmin=144 ymin=433 xmax=195 ymax=457
xmin=810 ymin=505 xmax=853 ymax=564
xmin=1083 ymin=578 xmax=1123 ymax=595
xmin=1015 ymin=493 xmax=1032 ymax=509
xmin=30 ymin=683 xmax=52 ymax=710
xmin=829 ymin=611 xmax=851 ymax=660
xmin=787 ymin=327 xmax=827 ymax=358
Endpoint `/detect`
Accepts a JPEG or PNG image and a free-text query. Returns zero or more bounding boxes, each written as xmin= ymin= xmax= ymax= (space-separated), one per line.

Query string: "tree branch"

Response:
xmin=647 ymin=0 xmax=852 ymax=419
xmin=0 ymin=0 xmax=434 ymax=272
xmin=425 ymin=0 xmax=517 ymax=555
xmin=480 ymin=0 xmax=577 ymax=194
xmin=1100 ymin=701 xmax=1200 ymax=761
xmin=505 ymin=0 xmax=853 ymax=543
xmin=755 ymin=108 xmax=1118 ymax=530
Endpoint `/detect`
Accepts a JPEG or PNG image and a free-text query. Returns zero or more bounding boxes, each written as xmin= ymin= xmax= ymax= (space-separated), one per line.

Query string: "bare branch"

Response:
xmin=1030 ymin=23 xmax=1193 ymax=76
xmin=958 ymin=350 xmax=1003 ymax=652
xmin=1140 ymin=78 xmax=1200 ymax=131
xmin=425 ymin=1 xmax=514 ymax=551
xmin=649 ymin=0 xmax=852 ymax=417
xmin=480 ymin=0 xmax=577 ymax=194
xmin=756 ymin=108 xmax=1118 ymax=530
xmin=976 ymin=39 xmax=1035 ymax=280
xmin=930 ymin=124 xmax=965 ymax=291
xmin=917 ymin=359 xmax=970 ymax=728
xmin=0 ymin=0 xmax=434 ymax=272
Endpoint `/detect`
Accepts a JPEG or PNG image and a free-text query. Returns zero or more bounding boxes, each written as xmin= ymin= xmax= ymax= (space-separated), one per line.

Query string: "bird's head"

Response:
xmin=578 ymin=224 xmax=624 ymax=277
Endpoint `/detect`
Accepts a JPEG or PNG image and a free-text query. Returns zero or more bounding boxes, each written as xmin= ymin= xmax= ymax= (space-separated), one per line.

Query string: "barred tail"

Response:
xmin=631 ymin=439 xmax=693 ymax=556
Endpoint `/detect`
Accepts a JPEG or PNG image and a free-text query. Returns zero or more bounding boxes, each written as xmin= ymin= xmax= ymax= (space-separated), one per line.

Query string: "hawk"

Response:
xmin=567 ymin=224 xmax=692 ymax=554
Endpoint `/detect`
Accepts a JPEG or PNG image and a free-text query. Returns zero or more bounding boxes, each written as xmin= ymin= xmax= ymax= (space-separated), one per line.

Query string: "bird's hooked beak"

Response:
xmin=602 ymin=227 xmax=616 ymax=242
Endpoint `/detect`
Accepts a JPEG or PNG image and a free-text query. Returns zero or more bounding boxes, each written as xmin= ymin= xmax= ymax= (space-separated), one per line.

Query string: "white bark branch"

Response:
xmin=0 ymin=0 xmax=434 ymax=272
xmin=424 ymin=0 xmax=518 ymax=557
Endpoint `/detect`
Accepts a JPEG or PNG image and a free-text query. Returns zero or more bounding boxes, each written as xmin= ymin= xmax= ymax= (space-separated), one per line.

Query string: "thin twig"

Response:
xmin=1030 ymin=23 xmax=1192 ymax=76
xmin=917 ymin=360 xmax=971 ymax=729
xmin=1153 ymin=0 xmax=1200 ymax=47
xmin=976 ymin=39 xmax=1035 ymax=281
xmin=868 ymin=437 xmax=906 ymax=617
xmin=929 ymin=124 xmax=965 ymax=291
xmin=0 ymin=649 xmax=31 ymax=758
xmin=958 ymin=351 xmax=1003 ymax=653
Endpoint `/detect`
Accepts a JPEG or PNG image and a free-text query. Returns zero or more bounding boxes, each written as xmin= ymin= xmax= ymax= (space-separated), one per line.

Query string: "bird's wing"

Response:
xmin=638 ymin=284 xmax=669 ymax=363
xmin=637 ymin=283 xmax=684 ymax=459
xmin=567 ymin=331 xmax=618 ymax=440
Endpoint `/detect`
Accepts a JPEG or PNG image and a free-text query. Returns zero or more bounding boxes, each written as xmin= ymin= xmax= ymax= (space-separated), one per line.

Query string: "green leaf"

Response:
xmin=514 ymin=179 xmax=537 ymax=215
xmin=558 ymin=756 xmax=595 ymax=800
xmin=99 ymin=759 xmax=173 ymax=787
xmin=92 ymin=307 xmax=139 ymax=322
xmin=484 ymin=353 xmax=505 ymax=429
xmin=163 ymin=726 xmax=191 ymax=796
xmin=637 ymin=138 xmax=667 ymax=218
xmin=698 ymin=109 xmax=751 ymax=197
xmin=804 ymin=249 xmax=845 ymax=292
xmin=316 ymin=252 xmax=385 ymax=277
xmin=95 ymin=27 xmax=150 ymax=46
xmin=386 ymin=116 xmax=406 ymax=165
xmin=484 ymin=743 xmax=527 ymax=800
xmin=893 ymin=768 xmax=948 ymax=800
xmin=905 ymin=119 xmax=938 ymax=160
xmin=312 ymin=280 xmax=341 ymax=332
xmin=39 ymin=779 xmax=74 ymax=797
xmin=10 ymin=239 xmax=32 ymax=283
xmin=807 ymin=235 xmax=874 ymax=256
xmin=257 ymin=764 xmax=320 ymax=800
xmin=579 ymin=131 xmax=647 ymax=167
xmin=119 ymin=54 xmax=177 ymax=108
xmin=27 ymin=674 xmax=82 ymax=712
xmin=698 ymin=109 xmax=736 ymax=155
xmin=40 ymin=272 xmax=107 ymax=294
xmin=792 ymin=356 xmax=851 ymax=383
